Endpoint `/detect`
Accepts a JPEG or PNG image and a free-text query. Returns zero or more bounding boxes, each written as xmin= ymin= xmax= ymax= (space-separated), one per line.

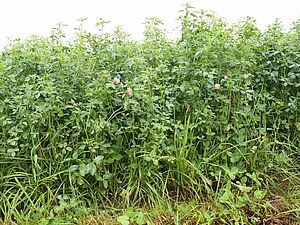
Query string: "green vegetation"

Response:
xmin=0 ymin=5 xmax=299 ymax=224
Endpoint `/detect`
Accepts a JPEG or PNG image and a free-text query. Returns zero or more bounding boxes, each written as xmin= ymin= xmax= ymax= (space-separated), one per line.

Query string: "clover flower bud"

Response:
xmin=112 ymin=77 xmax=121 ymax=84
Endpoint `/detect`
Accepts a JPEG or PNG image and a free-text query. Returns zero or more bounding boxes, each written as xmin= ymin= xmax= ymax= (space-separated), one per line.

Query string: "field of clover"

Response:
xmin=0 ymin=6 xmax=299 ymax=224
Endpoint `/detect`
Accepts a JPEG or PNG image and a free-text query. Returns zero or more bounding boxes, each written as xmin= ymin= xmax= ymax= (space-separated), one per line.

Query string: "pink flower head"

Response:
xmin=126 ymin=87 xmax=133 ymax=95
xmin=214 ymin=83 xmax=221 ymax=91
xmin=112 ymin=77 xmax=121 ymax=85
xmin=224 ymin=75 xmax=229 ymax=80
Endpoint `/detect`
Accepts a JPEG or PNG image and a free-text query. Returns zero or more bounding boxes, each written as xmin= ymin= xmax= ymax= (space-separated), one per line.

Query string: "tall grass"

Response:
xmin=0 ymin=6 xmax=299 ymax=224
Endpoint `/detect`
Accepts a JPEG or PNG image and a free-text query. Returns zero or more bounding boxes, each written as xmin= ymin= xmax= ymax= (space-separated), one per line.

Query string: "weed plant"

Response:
xmin=0 ymin=5 xmax=299 ymax=224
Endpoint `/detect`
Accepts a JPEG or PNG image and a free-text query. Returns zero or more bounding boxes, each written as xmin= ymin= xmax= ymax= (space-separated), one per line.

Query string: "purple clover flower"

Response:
xmin=126 ymin=87 xmax=133 ymax=95
xmin=214 ymin=83 xmax=221 ymax=90
xmin=112 ymin=77 xmax=121 ymax=84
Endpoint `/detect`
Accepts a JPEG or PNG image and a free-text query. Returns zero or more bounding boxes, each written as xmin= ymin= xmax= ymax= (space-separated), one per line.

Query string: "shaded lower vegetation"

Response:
xmin=0 ymin=5 xmax=299 ymax=224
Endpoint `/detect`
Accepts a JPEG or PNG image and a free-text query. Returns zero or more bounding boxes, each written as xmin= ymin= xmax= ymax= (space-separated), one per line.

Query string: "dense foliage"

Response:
xmin=0 ymin=6 xmax=299 ymax=224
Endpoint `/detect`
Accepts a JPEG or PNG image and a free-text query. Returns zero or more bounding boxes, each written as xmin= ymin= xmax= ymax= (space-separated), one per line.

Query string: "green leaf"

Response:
xmin=152 ymin=159 xmax=159 ymax=166
xmin=222 ymin=166 xmax=239 ymax=180
xmin=276 ymin=151 xmax=289 ymax=163
xmin=117 ymin=215 xmax=130 ymax=225
xmin=136 ymin=212 xmax=145 ymax=225
xmin=94 ymin=155 xmax=104 ymax=164
xmin=79 ymin=163 xmax=86 ymax=176
xmin=234 ymin=183 xmax=252 ymax=193
xmin=220 ymin=183 xmax=234 ymax=203
xmin=103 ymin=180 xmax=108 ymax=189
xmin=7 ymin=148 xmax=19 ymax=157
xmin=254 ymin=190 xmax=266 ymax=200
xmin=86 ymin=163 xmax=97 ymax=176
xmin=69 ymin=165 xmax=78 ymax=172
